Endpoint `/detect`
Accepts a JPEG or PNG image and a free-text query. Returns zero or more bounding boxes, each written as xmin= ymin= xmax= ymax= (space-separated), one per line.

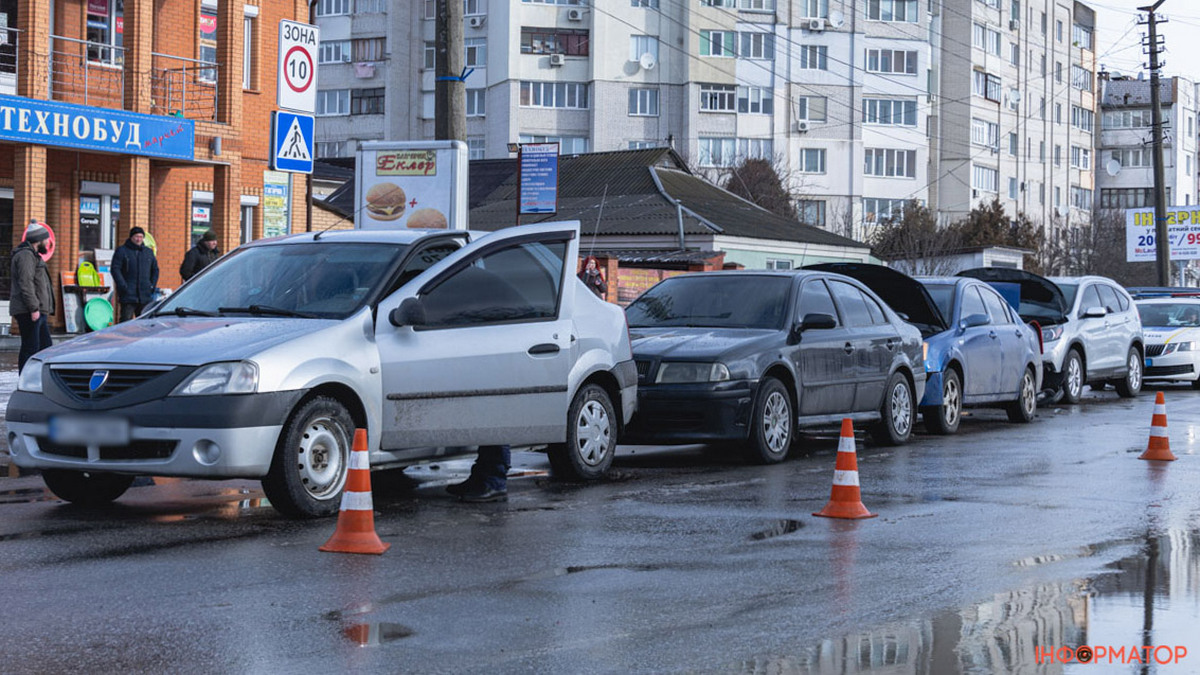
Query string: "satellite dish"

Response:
xmin=1009 ymin=89 xmax=1022 ymax=103
xmin=1057 ymin=205 xmax=1070 ymax=217
xmin=638 ymin=52 xmax=657 ymax=70
xmin=1106 ymin=158 xmax=1122 ymax=176
xmin=829 ymin=10 xmax=845 ymax=28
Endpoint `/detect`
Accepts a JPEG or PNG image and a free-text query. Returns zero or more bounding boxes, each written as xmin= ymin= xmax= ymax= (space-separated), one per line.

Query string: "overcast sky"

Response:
xmin=1090 ymin=1 xmax=1200 ymax=80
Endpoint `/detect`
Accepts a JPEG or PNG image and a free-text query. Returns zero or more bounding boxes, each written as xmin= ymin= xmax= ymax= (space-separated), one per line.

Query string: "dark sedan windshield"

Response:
xmin=626 ymin=275 xmax=792 ymax=329
xmin=156 ymin=242 xmax=407 ymax=319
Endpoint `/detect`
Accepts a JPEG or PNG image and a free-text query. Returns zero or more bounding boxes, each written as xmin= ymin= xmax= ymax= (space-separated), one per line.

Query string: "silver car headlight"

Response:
xmin=172 ymin=361 xmax=259 ymax=396
xmin=655 ymin=362 xmax=731 ymax=384
xmin=17 ymin=359 xmax=43 ymax=393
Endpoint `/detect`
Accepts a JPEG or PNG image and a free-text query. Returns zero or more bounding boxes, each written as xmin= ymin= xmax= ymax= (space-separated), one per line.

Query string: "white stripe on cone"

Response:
xmin=1154 ymin=404 xmax=1167 ymax=415
xmin=837 ymin=437 xmax=856 ymax=453
xmin=833 ymin=470 xmax=860 ymax=487
xmin=339 ymin=490 xmax=374 ymax=512
xmin=1150 ymin=427 xmax=1168 ymax=438
xmin=349 ymin=451 xmax=371 ymax=470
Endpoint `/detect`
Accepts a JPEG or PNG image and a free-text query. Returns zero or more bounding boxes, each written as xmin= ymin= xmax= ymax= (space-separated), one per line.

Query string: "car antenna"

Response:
xmin=588 ymin=184 xmax=607 ymax=257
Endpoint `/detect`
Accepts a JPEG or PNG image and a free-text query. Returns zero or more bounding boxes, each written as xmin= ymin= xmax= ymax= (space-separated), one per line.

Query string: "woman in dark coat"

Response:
xmin=578 ymin=256 xmax=607 ymax=300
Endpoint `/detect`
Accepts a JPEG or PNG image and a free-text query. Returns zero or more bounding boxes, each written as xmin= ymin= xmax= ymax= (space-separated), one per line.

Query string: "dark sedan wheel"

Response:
xmin=1061 ymin=349 xmax=1084 ymax=404
xmin=743 ymin=377 xmax=792 ymax=464
xmin=922 ymin=369 xmax=961 ymax=435
xmin=1006 ymin=367 xmax=1038 ymax=423
xmin=871 ymin=371 xmax=914 ymax=446
xmin=42 ymin=470 xmax=134 ymax=506
xmin=1115 ymin=347 xmax=1142 ymax=398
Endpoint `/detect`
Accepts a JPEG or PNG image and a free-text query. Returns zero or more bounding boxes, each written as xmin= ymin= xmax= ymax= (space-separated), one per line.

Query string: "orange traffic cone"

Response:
xmin=1139 ymin=392 xmax=1177 ymax=461
xmin=814 ymin=418 xmax=877 ymax=519
xmin=320 ymin=429 xmax=390 ymax=554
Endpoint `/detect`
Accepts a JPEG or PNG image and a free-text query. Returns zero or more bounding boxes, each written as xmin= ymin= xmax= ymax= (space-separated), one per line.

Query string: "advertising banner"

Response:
xmin=0 ymin=94 xmax=195 ymax=161
xmin=519 ymin=143 xmax=559 ymax=215
xmin=1125 ymin=206 xmax=1200 ymax=262
xmin=355 ymin=141 xmax=468 ymax=230
xmin=263 ymin=171 xmax=292 ymax=238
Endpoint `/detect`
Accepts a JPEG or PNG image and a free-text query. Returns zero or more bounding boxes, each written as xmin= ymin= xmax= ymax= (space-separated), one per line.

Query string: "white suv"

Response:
xmin=7 ymin=222 xmax=637 ymax=517
xmin=960 ymin=270 xmax=1144 ymax=403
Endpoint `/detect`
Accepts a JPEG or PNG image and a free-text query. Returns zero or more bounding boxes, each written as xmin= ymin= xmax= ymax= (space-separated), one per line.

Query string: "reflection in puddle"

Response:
xmin=784 ymin=529 xmax=1200 ymax=673
xmin=343 ymin=622 xmax=414 ymax=646
xmin=750 ymin=519 xmax=805 ymax=541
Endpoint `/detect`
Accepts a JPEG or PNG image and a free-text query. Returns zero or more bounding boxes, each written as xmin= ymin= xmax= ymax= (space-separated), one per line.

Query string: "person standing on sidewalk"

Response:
xmin=10 ymin=221 xmax=55 ymax=373
xmin=179 ymin=230 xmax=220 ymax=281
xmin=111 ymin=226 xmax=159 ymax=322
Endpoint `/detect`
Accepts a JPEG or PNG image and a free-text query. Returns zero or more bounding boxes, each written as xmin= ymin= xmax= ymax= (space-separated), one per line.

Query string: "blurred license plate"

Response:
xmin=49 ymin=416 xmax=130 ymax=445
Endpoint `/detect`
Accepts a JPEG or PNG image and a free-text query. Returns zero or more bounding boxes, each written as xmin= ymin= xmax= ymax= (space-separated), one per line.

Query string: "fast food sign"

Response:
xmin=356 ymin=141 xmax=468 ymax=230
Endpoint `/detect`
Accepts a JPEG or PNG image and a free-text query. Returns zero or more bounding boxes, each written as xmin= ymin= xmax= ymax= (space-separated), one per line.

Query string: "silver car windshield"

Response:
xmin=156 ymin=242 xmax=407 ymax=319
xmin=626 ymin=276 xmax=791 ymax=329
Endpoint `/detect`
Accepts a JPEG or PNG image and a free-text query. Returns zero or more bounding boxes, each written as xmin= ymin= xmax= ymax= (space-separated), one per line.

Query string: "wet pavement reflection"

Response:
xmin=788 ymin=529 xmax=1200 ymax=674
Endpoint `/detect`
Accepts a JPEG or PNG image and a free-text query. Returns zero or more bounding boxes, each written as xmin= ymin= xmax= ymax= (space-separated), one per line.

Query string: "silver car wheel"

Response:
xmin=762 ymin=391 xmax=791 ymax=454
xmin=297 ymin=416 xmax=347 ymax=499
xmin=891 ymin=381 xmax=913 ymax=436
xmin=1066 ymin=355 xmax=1083 ymax=399
xmin=575 ymin=399 xmax=612 ymax=467
xmin=1128 ymin=352 xmax=1142 ymax=390
xmin=1021 ymin=371 xmax=1036 ymax=416
xmin=942 ymin=375 xmax=961 ymax=427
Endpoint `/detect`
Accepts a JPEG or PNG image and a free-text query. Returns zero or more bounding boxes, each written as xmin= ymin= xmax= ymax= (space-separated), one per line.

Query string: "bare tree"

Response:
xmin=870 ymin=200 xmax=965 ymax=276
xmin=723 ymin=158 xmax=797 ymax=219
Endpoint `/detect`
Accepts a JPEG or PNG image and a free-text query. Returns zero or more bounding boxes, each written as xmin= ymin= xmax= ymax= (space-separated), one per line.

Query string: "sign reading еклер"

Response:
xmin=277 ymin=20 xmax=319 ymax=113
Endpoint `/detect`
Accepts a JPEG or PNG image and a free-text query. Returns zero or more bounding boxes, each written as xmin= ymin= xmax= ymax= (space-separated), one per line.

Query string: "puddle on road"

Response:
xmin=342 ymin=622 xmax=414 ymax=646
xmin=776 ymin=529 xmax=1200 ymax=673
xmin=750 ymin=519 xmax=805 ymax=541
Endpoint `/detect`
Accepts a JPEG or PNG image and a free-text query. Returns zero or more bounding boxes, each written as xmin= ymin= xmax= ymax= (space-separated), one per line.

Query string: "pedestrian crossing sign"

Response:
xmin=271 ymin=111 xmax=315 ymax=174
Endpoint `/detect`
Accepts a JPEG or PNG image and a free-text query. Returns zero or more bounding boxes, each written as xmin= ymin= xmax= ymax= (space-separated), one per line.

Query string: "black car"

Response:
xmin=623 ymin=270 xmax=927 ymax=463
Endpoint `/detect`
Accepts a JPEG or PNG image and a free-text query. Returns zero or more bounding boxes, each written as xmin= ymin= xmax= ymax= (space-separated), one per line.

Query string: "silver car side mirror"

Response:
xmin=389 ymin=297 xmax=427 ymax=327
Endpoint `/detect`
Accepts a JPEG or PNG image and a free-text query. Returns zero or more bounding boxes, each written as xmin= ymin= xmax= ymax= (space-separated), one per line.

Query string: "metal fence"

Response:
xmin=150 ymin=53 xmax=218 ymax=121
xmin=49 ymin=34 xmax=125 ymax=108
xmin=0 ymin=26 xmax=18 ymax=93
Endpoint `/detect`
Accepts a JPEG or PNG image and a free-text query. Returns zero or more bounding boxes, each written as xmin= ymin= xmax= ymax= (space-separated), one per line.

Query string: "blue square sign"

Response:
xmin=271 ymin=111 xmax=314 ymax=173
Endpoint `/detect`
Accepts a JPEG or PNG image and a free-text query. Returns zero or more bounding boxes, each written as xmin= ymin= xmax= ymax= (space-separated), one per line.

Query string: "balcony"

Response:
xmin=49 ymin=35 xmax=125 ymax=108
xmin=0 ymin=27 xmax=17 ymax=95
xmin=150 ymin=53 xmax=219 ymax=121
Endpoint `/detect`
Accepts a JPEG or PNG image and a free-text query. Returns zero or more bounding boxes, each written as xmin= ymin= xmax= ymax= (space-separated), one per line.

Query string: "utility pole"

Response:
xmin=435 ymin=0 xmax=466 ymax=141
xmin=1140 ymin=0 xmax=1169 ymax=285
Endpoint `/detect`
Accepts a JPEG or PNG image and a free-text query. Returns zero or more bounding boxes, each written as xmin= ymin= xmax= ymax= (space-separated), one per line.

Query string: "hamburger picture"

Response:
xmin=365 ymin=182 xmax=407 ymax=221
xmin=406 ymin=207 xmax=447 ymax=229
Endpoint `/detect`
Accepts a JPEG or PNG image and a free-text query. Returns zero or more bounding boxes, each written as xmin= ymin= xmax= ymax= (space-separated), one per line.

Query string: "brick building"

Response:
xmin=0 ymin=0 xmax=313 ymax=329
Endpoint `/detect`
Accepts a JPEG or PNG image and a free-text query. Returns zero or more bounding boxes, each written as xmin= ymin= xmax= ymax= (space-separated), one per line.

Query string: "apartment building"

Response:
xmin=1095 ymin=74 xmax=1197 ymax=211
xmin=931 ymin=0 xmax=1099 ymax=237
xmin=0 ymin=0 xmax=312 ymax=329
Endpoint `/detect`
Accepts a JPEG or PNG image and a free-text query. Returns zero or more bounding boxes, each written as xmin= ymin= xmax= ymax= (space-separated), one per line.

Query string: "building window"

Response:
xmin=630 ymin=35 xmax=659 ymax=62
xmin=1072 ymin=23 xmax=1092 ymax=49
xmin=316 ymin=141 xmax=348 ymax=158
xmin=971 ymin=119 xmax=1000 ymax=147
xmin=468 ymin=137 xmax=486 ymax=159
xmin=737 ymin=86 xmax=773 ymax=114
xmin=867 ymin=0 xmax=918 ymax=22
xmin=801 ymin=0 xmax=829 ymax=18
xmin=738 ymin=32 xmax=775 ymax=60
xmin=519 ymin=81 xmax=590 ymax=108
xmin=464 ymin=0 xmax=487 ymax=15
xmin=316 ymin=89 xmax=350 ymax=116
xmin=795 ymin=96 xmax=827 ymax=122
xmin=864 ymin=148 xmax=917 ymax=178
xmin=1102 ymin=109 xmax=1152 ymax=129
xmin=1071 ymin=105 xmax=1093 ymax=133
xmin=354 ymin=38 xmax=386 ymax=62
xmin=701 ymin=0 xmax=736 ymax=6
xmin=632 ymin=0 xmax=659 ymax=7
xmin=798 ymin=148 xmax=826 ymax=173
xmin=351 ymin=88 xmax=385 ymax=115
xmin=466 ymin=89 xmax=486 ymax=116
xmin=629 ymin=140 xmax=661 ymax=149
xmin=700 ymin=84 xmax=737 ymax=112
xmin=357 ymin=0 xmax=388 ymax=12
xmin=1054 ymin=186 xmax=1061 ymax=207
xmin=698 ymin=138 xmax=736 ymax=167
xmin=1071 ymin=65 xmax=1092 ymax=92
xmin=198 ymin=5 xmax=217 ymax=80
xmin=522 ymin=0 xmax=584 ymax=4
xmin=798 ymin=199 xmax=826 ymax=226
xmin=972 ymin=23 xmax=1001 ymax=56
xmin=739 ymin=0 xmax=776 ymax=10
xmin=519 ymin=135 xmax=589 ymax=153
xmin=863 ymin=197 xmax=907 ymax=224
xmin=972 ymin=165 xmax=999 ymax=193
xmin=1100 ymin=187 xmax=1155 ymax=209
xmin=738 ymin=138 xmax=773 ymax=160
xmin=866 ymin=49 xmax=917 ymax=75
xmin=972 ymin=71 xmax=1001 ymax=102
xmin=1008 ymin=177 xmax=1018 ymax=199
xmin=241 ymin=204 xmax=255 ymax=245
xmin=87 ymin=0 xmax=125 ymax=64
xmin=423 ymin=42 xmax=436 ymax=69
xmin=1054 ymin=144 xmax=1061 ymax=166
xmin=465 ymin=38 xmax=486 ymax=66
xmin=766 ymin=259 xmax=793 ymax=270
xmin=1008 ymin=133 xmax=1018 ymax=156
xmin=799 ymin=45 xmax=827 ymax=70
xmin=315 ymin=0 xmax=352 ymax=16
xmin=520 ymin=27 xmax=589 ymax=56
xmin=700 ymin=31 xmax=735 ymax=57
xmin=862 ymin=98 xmax=917 ymax=126
xmin=1040 ymin=11 xmax=1046 ymax=35
xmin=1055 ymin=19 xmax=1063 ymax=42
xmin=1111 ymin=148 xmax=1151 ymax=168
xmin=1070 ymin=186 xmax=1093 ymax=210
xmin=243 ymin=14 xmax=256 ymax=90
xmin=320 ymin=40 xmax=352 ymax=64
xmin=628 ymin=88 xmax=659 ymax=116
xmin=1009 ymin=43 xmax=1019 ymax=67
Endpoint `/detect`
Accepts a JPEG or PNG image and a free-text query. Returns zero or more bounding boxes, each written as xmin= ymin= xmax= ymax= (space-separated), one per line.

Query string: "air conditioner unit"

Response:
xmin=808 ymin=18 xmax=826 ymax=32
xmin=796 ymin=120 xmax=810 ymax=132
xmin=566 ymin=8 xmax=583 ymax=21
xmin=549 ymin=53 xmax=566 ymax=67
xmin=467 ymin=15 xmax=486 ymax=28
xmin=1009 ymin=19 xmax=1020 ymax=31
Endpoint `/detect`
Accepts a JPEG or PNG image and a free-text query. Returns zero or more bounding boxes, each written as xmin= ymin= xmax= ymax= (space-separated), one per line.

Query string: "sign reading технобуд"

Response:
xmin=0 ymin=94 xmax=195 ymax=161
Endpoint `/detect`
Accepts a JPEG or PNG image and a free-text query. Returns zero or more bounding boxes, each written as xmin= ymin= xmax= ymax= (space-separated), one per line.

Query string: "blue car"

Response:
xmin=808 ymin=265 xmax=1043 ymax=434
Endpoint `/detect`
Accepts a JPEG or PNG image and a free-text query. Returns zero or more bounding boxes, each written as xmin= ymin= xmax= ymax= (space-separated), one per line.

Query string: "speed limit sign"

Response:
xmin=277 ymin=19 xmax=319 ymax=113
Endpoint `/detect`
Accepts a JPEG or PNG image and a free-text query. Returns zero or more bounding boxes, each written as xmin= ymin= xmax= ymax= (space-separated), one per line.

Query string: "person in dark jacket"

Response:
xmin=10 ymin=221 xmax=56 ymax=373
xmin=111 ymin=226 xmax=160 ymax=322
xmin=577 ymin=255 xmax=607 ymax=299
xmin=180 ymin=229 xmax=220 ymax=281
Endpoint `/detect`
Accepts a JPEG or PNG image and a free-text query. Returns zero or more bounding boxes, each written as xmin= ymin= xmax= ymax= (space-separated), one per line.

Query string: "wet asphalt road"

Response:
xmin=2 ymin=385 xmax=1200 ymax=673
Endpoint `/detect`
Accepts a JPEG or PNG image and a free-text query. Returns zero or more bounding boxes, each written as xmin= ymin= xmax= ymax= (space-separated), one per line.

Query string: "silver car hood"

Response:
xmin=33 ymin=317 xmax=333 ymax=366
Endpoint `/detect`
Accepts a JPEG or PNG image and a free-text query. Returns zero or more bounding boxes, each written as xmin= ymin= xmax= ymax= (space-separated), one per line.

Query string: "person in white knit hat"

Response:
xmin=10 ymin=220 xmax=55 ymax=372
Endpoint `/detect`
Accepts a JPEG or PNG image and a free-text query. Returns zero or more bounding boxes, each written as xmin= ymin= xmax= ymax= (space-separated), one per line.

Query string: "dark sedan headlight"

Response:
xmin=1041 ymin=325 xmax=1064 ymax=342
xmin=17 ymin=359 xmax=42 ymax=393
xmin=655 ymin=362 xmax=731 ymax=384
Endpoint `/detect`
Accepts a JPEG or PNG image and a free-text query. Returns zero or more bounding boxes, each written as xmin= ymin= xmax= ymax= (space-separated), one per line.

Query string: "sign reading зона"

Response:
xmin=0 ymin=94 xmax=195 ymax=161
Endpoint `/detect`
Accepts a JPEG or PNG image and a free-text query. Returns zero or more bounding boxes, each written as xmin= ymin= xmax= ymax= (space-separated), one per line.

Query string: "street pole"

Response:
xmin=435 ymin=0 xmax=465 ymax=141
xmin=306 ymin=0 xmax=316 ymax=232
xmin=1140 ymin=0 xmax=1169 ymax=285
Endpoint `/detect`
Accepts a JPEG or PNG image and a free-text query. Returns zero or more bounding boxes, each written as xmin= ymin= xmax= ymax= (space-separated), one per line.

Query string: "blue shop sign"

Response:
xmin=0 ymin=94 xmax=195 ymax=161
